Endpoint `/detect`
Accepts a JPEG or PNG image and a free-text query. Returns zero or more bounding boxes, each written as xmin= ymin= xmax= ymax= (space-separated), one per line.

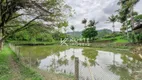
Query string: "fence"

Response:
xmin=9 ymin=44 xmax=33 ymax=68
xmin=8 ymin=44 xmax=117 ymax=80
xmin=9 ymin=44 xmax=142 ymax=80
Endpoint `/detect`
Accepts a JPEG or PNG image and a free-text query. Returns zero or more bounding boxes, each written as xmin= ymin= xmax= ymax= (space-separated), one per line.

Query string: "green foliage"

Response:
xmin=0 ymin=0 xmax=71 ymax=41
xmin=108 ymin=15 xmax=117 ymax=23
xmin=58 ymin=21 xmax=69 ymax=28
xmin=70 ymin=25 xmax=75 ymax=31
xmin=7 ymin=23 xmax=55 ymax=42
xmin=134 ymin=14 xmax=142 ymax=21
xmin=117 ymin=0 xmax=139 ymax=23
xmin=96 ymin=32 xmax=129 ymax=43
xmin=82 ymin=18 xmax=87 ymax=24
xmin=0 ymin=46 xmax=43 ymax=80
xmin=88 ymin=20 xmax=99 ymax=27
xmin=20 ymin=65 xmax=42 ymax=80
xmin=82 ymin=48 xmax=98 ymax=66
xmin=0 ymin=46 xmax=12 ymax=80
xmin=52 ymin=31 xmax=68 ymax=40
xmin=97 ymin=29 xmax=112 ymax=39
xmin=82 ymin=27 xmax=98 ymax=39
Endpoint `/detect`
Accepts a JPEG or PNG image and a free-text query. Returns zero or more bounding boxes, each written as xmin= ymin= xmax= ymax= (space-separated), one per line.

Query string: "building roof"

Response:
xmin=133 ymin=24 xmax=142 ymax=30
xmin=133 ymin=21 xmax=142 ymax=30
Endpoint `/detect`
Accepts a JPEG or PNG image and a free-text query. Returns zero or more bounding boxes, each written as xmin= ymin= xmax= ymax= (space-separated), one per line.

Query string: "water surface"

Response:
xmin=19 ymin=45 xmax=142 ymax=80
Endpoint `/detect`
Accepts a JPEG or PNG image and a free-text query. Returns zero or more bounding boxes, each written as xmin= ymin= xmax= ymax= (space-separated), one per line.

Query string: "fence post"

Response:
xmin=18 ymin=47 xmax=20 ymax=59
xmin=29 ymin=52 xmax=31 ymax=68
xmin=75 ymin=57 xmax=79 ymax=80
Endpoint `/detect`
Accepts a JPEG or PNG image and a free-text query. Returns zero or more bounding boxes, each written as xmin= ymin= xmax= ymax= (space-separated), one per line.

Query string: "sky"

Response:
xmin=65 ymin=0 xmax=142 ymax=32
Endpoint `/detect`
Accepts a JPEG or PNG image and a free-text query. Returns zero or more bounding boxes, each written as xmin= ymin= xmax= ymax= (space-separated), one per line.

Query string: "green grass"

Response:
xmin=9 ymin=41 xmax=59 ymax=45
xmin=0 ymin=45 xmax=43 ymax=80
xmin=115 ymin=39 xmax=128 ymax=43
xmin=97 ymin=35 xmax=129 ymax=43
xmin=0 ymin=46 xmax=12 ymax=80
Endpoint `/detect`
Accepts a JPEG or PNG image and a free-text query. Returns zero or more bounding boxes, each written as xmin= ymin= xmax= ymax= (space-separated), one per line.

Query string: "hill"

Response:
xmin=97 ymin=29 xmax=112 ymax=38
xmin=67 ymin=31 xmax=82 ymax=38
xmin=67 ymin=29 xmax=112 ymax=38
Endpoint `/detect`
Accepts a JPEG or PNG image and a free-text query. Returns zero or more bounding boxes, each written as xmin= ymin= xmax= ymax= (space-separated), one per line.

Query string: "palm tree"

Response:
xmin=70 ymin=25 xmax=75 ymax=38
xmin=108 ymin=15 xmax=117 ymax=66
xmin=117 ymin=0 xmax=139 ymax=28
xmin=129 ymin=0 xmax=140 ymax=42
xmin=108 ymin=15 xmax=117 ymax=33
xmin=70 ymin=25 xmax=75 ymax=32
xmin=88 ymin=20 xmax=99 ymax=28
xmin=117 ymin=0 xmax=140 ymax=42
xmin=82 ymin=18 xmax=87 ymax=28
xmin=129 ymin=0 xmax=140 ymax=28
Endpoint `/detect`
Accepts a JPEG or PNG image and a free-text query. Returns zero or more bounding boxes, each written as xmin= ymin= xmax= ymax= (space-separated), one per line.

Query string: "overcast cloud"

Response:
xmin=65 ymin=0 xmax=142 ymax=32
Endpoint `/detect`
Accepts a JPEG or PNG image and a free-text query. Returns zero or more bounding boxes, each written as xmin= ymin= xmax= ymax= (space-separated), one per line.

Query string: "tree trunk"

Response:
xmin=0 ymin=25 xmax=5 ymax=50
xmin=130 ymin=5 xmax=137 ymax=43
xmin=0 ymin=39 xmax=4 ymax=50
xmin=112 ymin=22 xmax=115 ymax=33
xmin=126 ymin=28 xmax=130 ymax=42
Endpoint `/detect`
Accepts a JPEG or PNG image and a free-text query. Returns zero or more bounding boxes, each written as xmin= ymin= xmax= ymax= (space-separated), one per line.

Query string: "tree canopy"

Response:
xmin=82 ymin=27 xmax=98 ymax=39
xmin=0 ymin=0 xmax=71 ymax=41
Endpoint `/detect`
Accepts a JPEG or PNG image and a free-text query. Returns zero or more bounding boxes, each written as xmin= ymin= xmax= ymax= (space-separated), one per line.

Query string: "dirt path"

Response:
xmin=9 ymin=55 xmax=21 ymax=80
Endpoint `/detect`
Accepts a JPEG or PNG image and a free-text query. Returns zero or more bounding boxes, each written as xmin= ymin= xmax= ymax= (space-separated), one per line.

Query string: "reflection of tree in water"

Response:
xmin=49 ymin=57 xmax=57 ymax=72
xmin=48 ymin=52 xmax=69 ymax=72
xmin=57 ymin=58 xmax=69 ymax=66
xmin=109 ymin=54 xmax=142 ymax=80
xmin=82 ymin=48 xmax=98 ymax=67
xmin=109 ymin=65 xmax=132 ymax=80
xmin=82 ymin=58 xmax=88 ymax=67
xmin=71 ymin=55 xmax=75 ymax=60
xmin=71 ymin=48 xmax=75 ymax=60
xmin=56 ymin=52 xmax=60 ymax=59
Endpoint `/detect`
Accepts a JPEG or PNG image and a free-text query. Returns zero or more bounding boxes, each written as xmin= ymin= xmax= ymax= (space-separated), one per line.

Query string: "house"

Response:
xmin=133 ymin=19 xmax=142 ymax=33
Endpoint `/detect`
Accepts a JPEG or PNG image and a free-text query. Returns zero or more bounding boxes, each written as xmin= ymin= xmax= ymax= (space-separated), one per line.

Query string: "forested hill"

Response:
xmin=67 ymin=29 xmax=112 ymax=38
xmin=97 ymin=29 xmax=112 ymax=38
xmin=67 ymin=31 xmax=82 ymax=38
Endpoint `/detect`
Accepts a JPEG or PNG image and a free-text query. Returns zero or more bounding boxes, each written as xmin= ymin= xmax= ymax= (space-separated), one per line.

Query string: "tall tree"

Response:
xmin=108 ymin=15 xmax=117 ymax=33
xmin=82 ymin=27 xmax=98 ymax=39
xmin=70 ymin=25 xmax=75 ymax=38
xmin=88 ymin=20 xmax=99 ymax=28
xmin=70 ymin=25 xmax=75 ymax=32
xmin=82 ymin=18 xmax=87 ymax=28
xmin=117 ymin=0 xmax=140 ymax=42
xmin=117 ymin=0 xmax=139 ymax=27
xmin=0 ymin=0 xmax=71 ymax=49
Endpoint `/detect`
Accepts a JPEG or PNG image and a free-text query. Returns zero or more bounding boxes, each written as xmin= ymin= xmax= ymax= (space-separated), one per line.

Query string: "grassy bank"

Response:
xmin=0 ymin=45 xmax=74 ymax=80
xmin=90 ymin=42 xmax=134 ymax=50
xmin=9 ymin=41 xmax=59 ymax=45
xmin=0 ymin=46 xmax=11 ymax=80
xmin=0 ymin=46 xmax=42 ymax=80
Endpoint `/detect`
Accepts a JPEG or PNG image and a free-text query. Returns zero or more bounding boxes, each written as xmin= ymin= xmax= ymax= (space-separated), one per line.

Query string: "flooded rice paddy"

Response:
xmin=18 ymin=45 xmax=142 ymax=80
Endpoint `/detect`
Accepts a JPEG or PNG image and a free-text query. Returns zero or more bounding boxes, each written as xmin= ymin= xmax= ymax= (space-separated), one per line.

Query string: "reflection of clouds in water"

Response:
xmin=38 ymin=48 xmax=142 ymax=80
xmin=38 ymin=48 xmax=119 ymax=79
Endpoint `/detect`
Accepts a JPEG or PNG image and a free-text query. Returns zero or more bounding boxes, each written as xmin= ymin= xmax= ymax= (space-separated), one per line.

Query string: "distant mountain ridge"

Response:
xmin=67 ymin=31 xmax=82 ymax=38
xmin=67 ymin=29 xmax=112 ymax=38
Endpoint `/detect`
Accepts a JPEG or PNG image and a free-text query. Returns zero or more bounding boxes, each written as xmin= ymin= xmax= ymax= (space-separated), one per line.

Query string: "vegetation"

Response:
xmin=82 ymin=19 xmax=98 ymax=40
xmin=0 ymin=0 xmax=71 ymax=49
xmin=82 ymin=27 xmax=98 ymax=39
xmin=0 ymin=0 xmax=142 ymax=80
xmin=82 ymin=18 xmax=87 ymax=28
xmin=0 ymin=46 xmax=42 ymax=80
xmin=117 ymin=0 xmax=140 ymax=43
xmin=107 ymin=14 xmax=117 ymax=33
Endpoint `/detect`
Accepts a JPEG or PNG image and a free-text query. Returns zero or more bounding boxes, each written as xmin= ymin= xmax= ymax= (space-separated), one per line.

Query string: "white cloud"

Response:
xmin=66 ymin=0 xmax=142 ymax=32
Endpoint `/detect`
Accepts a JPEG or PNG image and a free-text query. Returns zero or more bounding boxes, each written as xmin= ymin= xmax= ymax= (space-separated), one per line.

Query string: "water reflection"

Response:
xmin=19 ymin=45 xmax=142 ymax=80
